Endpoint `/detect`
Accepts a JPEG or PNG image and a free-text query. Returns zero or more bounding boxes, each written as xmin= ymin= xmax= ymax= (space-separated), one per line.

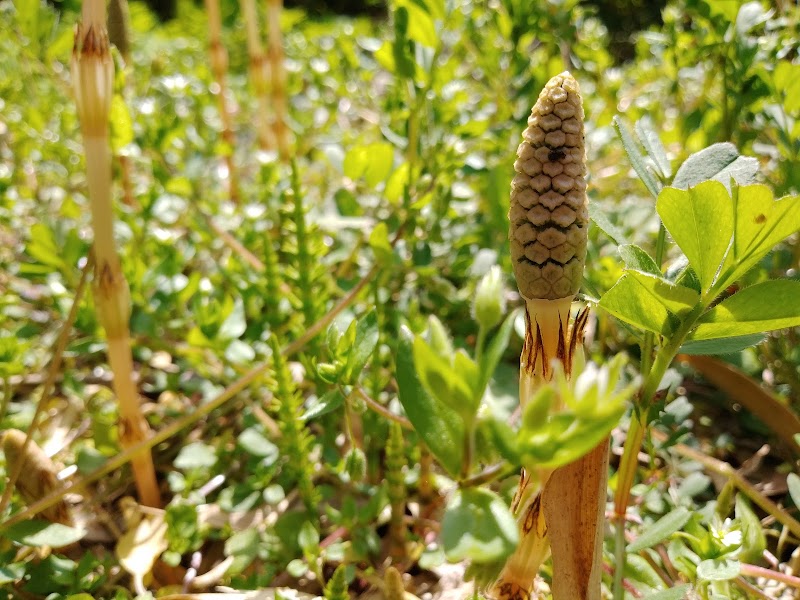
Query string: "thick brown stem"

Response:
xmin=543 ymin=438 xmax=609 ymax=600
xmin=92 ymin=251 xmax=160 ymax=506
xmin=74 ymin=5 xmax=161 ymax=504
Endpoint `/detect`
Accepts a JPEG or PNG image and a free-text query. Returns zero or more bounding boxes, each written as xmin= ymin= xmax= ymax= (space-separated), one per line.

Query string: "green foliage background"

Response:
xmin=1 ymin=0 xmax=800 ymax=597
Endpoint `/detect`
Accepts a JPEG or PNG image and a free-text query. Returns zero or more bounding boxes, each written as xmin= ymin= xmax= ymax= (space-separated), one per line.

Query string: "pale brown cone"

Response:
xmin=510 ymin=72 xmax=588 ymax=301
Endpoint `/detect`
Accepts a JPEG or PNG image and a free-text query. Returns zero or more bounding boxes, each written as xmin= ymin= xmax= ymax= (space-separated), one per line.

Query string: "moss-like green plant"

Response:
xmin=269 ymin=335 xmax=318 ymax=510
xmin=323 ymin=564 xmax=349 ymax=600
xmin=385 ymin=421 xmax=406 ymax=562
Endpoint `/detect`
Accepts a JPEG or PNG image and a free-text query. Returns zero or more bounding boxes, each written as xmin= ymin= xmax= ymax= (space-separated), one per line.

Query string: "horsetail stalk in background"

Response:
xmin=205 ymin=0 xmax=240 ymax=201
xmin=266 ymin=0 xmax=290 ymax=160
xmin=491 ymin=72 xmax=606 ymax=600
xmin=72 ymin=0 xmax=161 ymax=507
xmin=240 ymin=0 xmax=276 ymax=152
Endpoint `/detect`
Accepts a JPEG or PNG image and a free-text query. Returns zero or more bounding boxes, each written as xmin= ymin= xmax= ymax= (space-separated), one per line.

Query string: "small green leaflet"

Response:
xmin=696 ymin=558 xmax=740 ymax=582
xmin=627 ymin=507 xmax=691 ymax=552
xmin=441 ymin=488 xmax=518 ymax=564
xmin=672 ymin=143 xmax=758 ymax=190
xmin=718 ymin=184 xmax=800 ymax=289
xmin=5 ymin=520 xmax=86 ymax=548
xmin=395 ymin=327 xmax=463 ymax=476
xmin=598 ymin=271 xmax=699 ymax=336
xmin=688 ymin=280 xmax=800 ymax=340
xmin=613 ymin=116 xmax=661 ymax=199
xmin=657 ymin=182 xmax=733 ymax=293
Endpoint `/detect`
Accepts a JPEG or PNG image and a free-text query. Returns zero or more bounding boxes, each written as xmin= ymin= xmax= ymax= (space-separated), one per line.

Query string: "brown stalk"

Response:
xmin=72 ymin=0 xmax=160 ymax=507
xmin=266 ymin=0 xmax=290 ymax=160
xmin=240 ymin=0 xmax=275 ymax=151
xmin=204 ymin=0 xmax=240 ymax=202
xmin=1 ymin=430 xmax=73 ymax=527
xmin=680 ymin=354 xmax=800 ymax=454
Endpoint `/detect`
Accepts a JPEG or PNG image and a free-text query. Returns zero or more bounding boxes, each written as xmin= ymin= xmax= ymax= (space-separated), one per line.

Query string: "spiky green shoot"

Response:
xmin=324 ymin=565 xmax=349 ymax=600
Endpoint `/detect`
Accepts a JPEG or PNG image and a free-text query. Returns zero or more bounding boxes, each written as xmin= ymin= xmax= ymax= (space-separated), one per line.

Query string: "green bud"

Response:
xmin=316 ymin=362 xmax=341 ymax=384
xmin=426 ymin=315 xmax=454 ymax=358
xmin=343 ymin=447 xmax=367 ymax=482
xmin=472 ymin=265 xmax=506 ymax=330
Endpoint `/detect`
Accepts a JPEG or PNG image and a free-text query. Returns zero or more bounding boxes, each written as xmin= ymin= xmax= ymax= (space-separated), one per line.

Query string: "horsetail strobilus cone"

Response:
xmin=490 ymin=72 xmax=607 ymax=600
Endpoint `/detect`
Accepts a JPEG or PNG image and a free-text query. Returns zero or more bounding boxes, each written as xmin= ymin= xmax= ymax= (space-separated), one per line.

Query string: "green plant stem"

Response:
xmin=615 ymin=303 xmax=705 ymax=514
xmin=475 ymin=325 xmax=486 ymax=368
xmin=612 ymin=519 xmax=626 ymax=600
xmin=461 ymin=461 xmax=518 ymax=488
xmin=354 ymin=386 xmax=412 ymax=430
xmin=612 ymin=303 xmax=706 ymax=600
xmin=460 ymin=422 xmax=475 ymax=481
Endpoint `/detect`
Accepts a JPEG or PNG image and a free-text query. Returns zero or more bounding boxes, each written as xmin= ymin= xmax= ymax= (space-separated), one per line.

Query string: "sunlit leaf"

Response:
xmin=302 ymin=389 xmax=345 ymax=422
xmin=344 ymin=143 xmax=395 ymax=187
xmin=678 ymin=333 xmax=765 ymax=355
xmin=590 ymin=203 xmax=630 ymax=246
xmin=718 ymin=185 xmax=800 ymax=289
xmin=657 ymin=182 xmax=733 ymax=293
xmin=736 ymin=495 xmax=766 ymax=563
xmin=238 ymin=428 xmax=279 ymax=464
xmin=116 ymin=512 xmax=168 ymax=591
xmin=4 ymin=520 xmax=85 ymax=548
xmin=689 ymin=280 xmax=800 ymax=340
xmin=627 ymin=507 xmax=691 ymax=552
xmin=787 ymin=473 xmax=800 ymax=508
xmin=635 ymin=117 xmax=671 ymax=179
xmin=613 ymin=116 xmax=661 ymax=198
xmin=441 ymin=488 xmax=518 ymax=564
xmin=478 ymin=309 xmax=519 ymax=394
xmin=396 ymin=327 xmax=463 ymax=476
xmin=341 ymin=310 xmax=379 ymax=383
xmin=598 ymin=272 xmax=698 ymax=335
xmin=110 ymin=94 xmax=133 ymax=152
xmin=696 ymin=558 xmax=740 ymax=581
xmin=174 ymin=441 xmax=217 ymax=470
xmin=619 ymin=244 xmax=660 ymax=275
xmin=672 ymin=143 xmax=758 ymax=190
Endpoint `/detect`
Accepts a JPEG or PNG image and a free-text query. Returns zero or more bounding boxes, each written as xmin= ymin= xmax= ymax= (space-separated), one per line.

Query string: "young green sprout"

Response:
xmin=72 ymin=0 xmax=160 ymax=507
xmin=492 ymin=72 xmax=605 ymax=600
